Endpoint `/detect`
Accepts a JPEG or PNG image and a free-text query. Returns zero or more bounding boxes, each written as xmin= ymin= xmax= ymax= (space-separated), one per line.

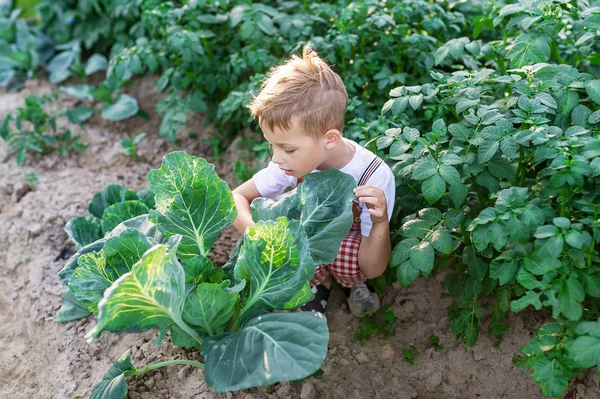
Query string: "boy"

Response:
xmin=231 ymin=43 xmax=395 ymax=317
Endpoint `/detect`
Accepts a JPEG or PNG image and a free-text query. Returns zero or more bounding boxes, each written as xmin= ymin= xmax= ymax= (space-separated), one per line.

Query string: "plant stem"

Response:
xmin=141 ymin=359 xmax=205 ymax=374
xmin=472 ymin=180 xmax=487 ymax=208
xmin=588 ymin=235 xmax=596 ymax=268
xmin=174 ymin=316 xmax=204 ymax=345
xmin=551 ymin=42 xmax=564 ymax=64
xmin=518 ymin=145 xmax=526 ymax=186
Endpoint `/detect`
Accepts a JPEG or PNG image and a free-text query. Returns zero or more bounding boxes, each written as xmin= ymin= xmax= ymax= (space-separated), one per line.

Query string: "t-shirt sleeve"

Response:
xmin=359 ymin=164 xmax=396 ymax=237
xmin=253 ymin=161 xmax=297 ymax=198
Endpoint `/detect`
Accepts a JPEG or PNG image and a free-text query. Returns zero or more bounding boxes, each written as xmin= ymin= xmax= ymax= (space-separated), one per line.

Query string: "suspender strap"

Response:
xmin=358 ymin=156 xmax=384 ymax=186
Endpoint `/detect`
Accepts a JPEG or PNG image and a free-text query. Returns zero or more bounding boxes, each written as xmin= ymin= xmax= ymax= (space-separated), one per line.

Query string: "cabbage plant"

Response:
xmin=56 ymin=151 xmax=356 ymax=396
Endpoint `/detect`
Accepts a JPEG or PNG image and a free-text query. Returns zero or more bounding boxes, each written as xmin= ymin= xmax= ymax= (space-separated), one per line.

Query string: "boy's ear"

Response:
xmin=323 ymin=129 xmax=342 ymax=149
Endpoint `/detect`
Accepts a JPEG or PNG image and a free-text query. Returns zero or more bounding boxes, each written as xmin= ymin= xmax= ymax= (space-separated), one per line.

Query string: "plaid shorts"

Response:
xmin=310 ymin=222 xmax=366 ymax=288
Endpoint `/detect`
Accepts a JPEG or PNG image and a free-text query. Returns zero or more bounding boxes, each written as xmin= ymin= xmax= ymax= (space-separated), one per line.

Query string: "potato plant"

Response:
xmin=56 ymin=151 xmax=358 ymax=395
xmin=380 ymin=53 xmax=600 ymax=399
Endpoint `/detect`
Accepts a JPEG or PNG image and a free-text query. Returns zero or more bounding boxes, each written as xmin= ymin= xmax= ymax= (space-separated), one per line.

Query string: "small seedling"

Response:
xmin=428 ymin=335 xmax=444 ymax=350
xmin=354 ymin=307 xmax=397 ymax=344
xmin=402 ymin=345 xmax=420 ymax=365
xmin=120 ymin=133 xmax=146 ymax=161
xmin=20 ymin=172 xmax=39 ymax=189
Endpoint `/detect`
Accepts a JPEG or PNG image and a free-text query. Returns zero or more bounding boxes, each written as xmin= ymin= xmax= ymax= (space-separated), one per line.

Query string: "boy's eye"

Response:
xmin=284 ymin=149 xmax=296 ymax=154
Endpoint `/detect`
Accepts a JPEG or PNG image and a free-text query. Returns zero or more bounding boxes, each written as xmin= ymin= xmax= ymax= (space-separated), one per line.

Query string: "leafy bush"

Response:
xmin=378 ymin=4 xmax=600 ymax=394
xmin=56 ymin=151 xmax=359 ymax=394
xmin=0 ymin=92 xmax=88 ymax=165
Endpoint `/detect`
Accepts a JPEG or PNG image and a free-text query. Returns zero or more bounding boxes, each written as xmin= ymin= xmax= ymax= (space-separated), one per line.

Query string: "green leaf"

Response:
xmin=390 ymin=238 xmax=419 ymax=267
xmin=86 ymin=238 xmax=196 ymax=345
xmin=65 ymin=217 xmax=103 ymax=250
xmin=506 ymin=34 xmax=550 ymax=68
xmin=201 ymin=312 xmax=328 ymax=392
xmin=456 ymin=99 xmax=479 ymax=114
xmin=60 ymin=84 xmax=95 ymax=101
xmin=397 ymin=260 xmax=420 ymax=288
xmin=409 ymin=241 xmax=435 ymax=277
xmin=409 ymin=94 xmax=423 ymax=110
xmin=439 ymin=164 xmax=461 ymax=186
xmin=58 ymin=215 xmax=163 ymax=284
xmin=585 ymin=79 xmax=600 ymax=104
xmin=101 ymin=95 xmax=139 ymax=121
xmin=66 ymin=106 xmax=94 ymax=124
xmin=449 ymin=183 xmax=468 ymax=207
xmin=553 ymin=217 xmax=571 ymax=229
xmin=88 ymin=184 xmax=139 ymax=219
xmin=101 ymin=201 xmax=150 ymax=234
xmin=565 ymin=230 xmax=584 ymax=249
xmin=534 ymin=225 xmax=559 ymax=239
xmin=471 ymin=225 xmax=490 ymax=252
xmin=589 ymin=109 xmax=600 ymax=124
xmin=489 ymin=254 xmax=517 ymax=285
xmin=235 ymin=218 xmax=314 ymax=312
xmin=516 ymin=267 xmax=546 ymax=290
xmin=47 ymin=51 xmax=74 ymax=84
xmin=251 ymin=169 xmax=355 ymax=265
xmin=90 ymin=350 xmax=137 ymax=399
xmin=531 ymin=358 xmax=570 ymax=398
xmin=181 ymin=255 xmax=221 ymax=285
xmin=537 ymin=236 xmax=564 ymax=259
xmin=422 ymin=173 xmax=446 ymax=204
xmin=412 ymin=158 xmax=437 ymax=180
xmin=401 ymin=219 xmax=430 ymax=239
xmin=69 ymin=252 xmax=118 ymax=313
xmin=569 ymin=336 xmax=600 ymax=368
xmin=524 ymin=254 xmax=561 ymax=276
xmin=183 ymin=282 xmax=238 ymax=335
xmin=53 ymin=290 xmax=91 ymax=322
xmin=85 ymin=54 xmax=108 ymax=76
xmin=489 ymin=222 xmax=507 ymax=251
xmin=148 ymin=152 xmax=237 ymax=259
xmin=511 ymin=291 xmax=543 ymax=312
xmin=69 ymin=230 xmax=155 ymax=313
xmin=580 ymin=272 xmax=600 ymax=297
xmin=559 ymin=275 xmax=585 ymax=321
xmin=478 ymin=140 xmax=499 ymax=163
xmin=430 ymin=228 xmax=453 ymax=254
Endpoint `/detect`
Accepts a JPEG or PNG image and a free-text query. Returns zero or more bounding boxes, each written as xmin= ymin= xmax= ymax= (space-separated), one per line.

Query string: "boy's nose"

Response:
xmin=272 ymin=151 xmax=282 ymax=164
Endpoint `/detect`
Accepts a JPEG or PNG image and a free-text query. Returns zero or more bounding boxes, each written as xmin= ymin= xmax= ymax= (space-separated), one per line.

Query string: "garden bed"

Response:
xmin=0 ymin=78 xmax=598 ymax=399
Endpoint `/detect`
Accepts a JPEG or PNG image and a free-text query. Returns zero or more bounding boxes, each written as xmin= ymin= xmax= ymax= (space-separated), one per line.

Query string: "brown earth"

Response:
xmin=0 ymin=77 xmax=598 ymax=399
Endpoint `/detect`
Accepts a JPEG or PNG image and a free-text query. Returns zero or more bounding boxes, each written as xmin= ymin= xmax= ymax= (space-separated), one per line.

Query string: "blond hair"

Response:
xmin=248 ymin=43 xmax=348 ymax=139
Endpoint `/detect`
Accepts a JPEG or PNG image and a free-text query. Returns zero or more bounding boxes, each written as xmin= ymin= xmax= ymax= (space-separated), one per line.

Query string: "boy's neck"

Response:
xmin=317 ymin=139 xmax=355 ymax=171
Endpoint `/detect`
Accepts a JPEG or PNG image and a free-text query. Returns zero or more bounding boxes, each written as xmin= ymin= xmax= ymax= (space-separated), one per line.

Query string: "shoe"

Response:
xmin=300 ymin=284 xmax=330 ymax=314
xmin=345 ymin=282 xmax=380 ymax=318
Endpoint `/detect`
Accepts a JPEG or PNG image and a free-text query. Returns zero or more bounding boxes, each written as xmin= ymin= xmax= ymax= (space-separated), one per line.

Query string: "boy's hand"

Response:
xmin=354 ymin=185 xmax=388 ymax=224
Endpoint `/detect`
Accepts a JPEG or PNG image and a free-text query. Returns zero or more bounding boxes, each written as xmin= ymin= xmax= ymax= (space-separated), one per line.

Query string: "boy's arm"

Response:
xmin=355 ymin=186 xmax=391 ymax=279
xmin=231 ymin=179 xmax=262 ymax=234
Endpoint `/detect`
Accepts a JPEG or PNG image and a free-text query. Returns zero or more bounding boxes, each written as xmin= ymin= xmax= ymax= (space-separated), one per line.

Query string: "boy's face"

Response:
xmin=261 ymin=117 xmax=328 ymax=179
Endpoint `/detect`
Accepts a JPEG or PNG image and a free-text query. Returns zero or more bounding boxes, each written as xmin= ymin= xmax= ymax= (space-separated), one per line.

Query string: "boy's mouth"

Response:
xmin=283 ymin=169 xmax=294 ymax=176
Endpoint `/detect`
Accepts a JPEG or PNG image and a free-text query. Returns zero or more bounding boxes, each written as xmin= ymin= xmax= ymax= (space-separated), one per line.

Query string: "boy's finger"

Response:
xmin=368 ymin=208 xmax=385 ymax=218
xmin=354 ymin=187 xmax=384 ymax=198
xmin=357 ymin=196 xmax=385 ymax=207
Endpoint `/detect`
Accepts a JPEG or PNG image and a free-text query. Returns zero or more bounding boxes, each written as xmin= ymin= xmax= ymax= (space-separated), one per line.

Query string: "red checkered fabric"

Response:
xmin=310 ymin=221 xmax=365 ymax=288
xmin=305 ymin=153 xmax=384 ymax=288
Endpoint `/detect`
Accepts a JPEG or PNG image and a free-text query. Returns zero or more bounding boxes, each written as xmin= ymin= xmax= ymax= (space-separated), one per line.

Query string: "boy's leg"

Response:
xmin=299 ymin=267 xmax=332 ymax=313
xmin=328 ymin=223 xmax=380 ymax=317
xmin=343 ymin=282 xmax=380 ymax=318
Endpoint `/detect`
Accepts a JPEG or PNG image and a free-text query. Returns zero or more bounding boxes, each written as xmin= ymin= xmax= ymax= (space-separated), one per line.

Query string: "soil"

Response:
xmin=0 ymin=77 xmax=599 ymax=399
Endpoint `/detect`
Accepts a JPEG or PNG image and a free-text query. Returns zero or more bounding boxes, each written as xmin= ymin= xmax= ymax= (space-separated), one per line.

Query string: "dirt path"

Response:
xmin=0 ymin=78 xmax=598 ymax=399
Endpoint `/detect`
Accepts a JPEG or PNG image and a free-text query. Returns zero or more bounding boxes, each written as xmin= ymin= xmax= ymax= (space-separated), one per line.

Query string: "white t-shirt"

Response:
xmin=253 ymin=138 xmax=396 ymax=237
